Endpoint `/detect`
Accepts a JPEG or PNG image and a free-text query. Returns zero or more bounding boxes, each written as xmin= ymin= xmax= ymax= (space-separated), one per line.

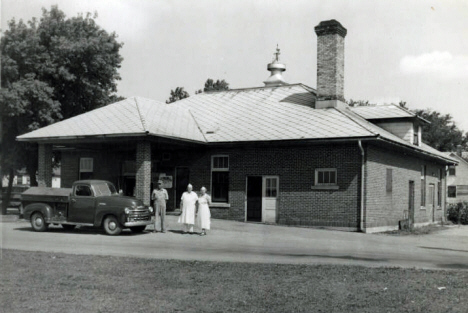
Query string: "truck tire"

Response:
xmin=31 ymin=212 xmax=49 ymax=232
xmin=62 ymin=224 xmax=76 ymax=231
xmin=130 ymin=226 xmax=146 ymax=233
xmin=103 ymin=215 xmax=122 ymax=235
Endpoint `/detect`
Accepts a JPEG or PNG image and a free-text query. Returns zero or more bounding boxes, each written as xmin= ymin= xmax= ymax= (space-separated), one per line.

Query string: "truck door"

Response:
xmin=69 ymin=184 xmax=96 ymax=224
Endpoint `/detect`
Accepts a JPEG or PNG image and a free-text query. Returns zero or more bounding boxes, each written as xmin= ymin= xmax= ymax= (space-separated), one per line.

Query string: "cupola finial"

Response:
xmin=264 ymin=45 xmax=287 ymax=87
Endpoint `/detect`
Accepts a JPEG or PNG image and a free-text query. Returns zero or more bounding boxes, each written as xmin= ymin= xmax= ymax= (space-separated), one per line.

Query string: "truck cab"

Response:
xmin=21 ymin=180 xmax=153 ymax=235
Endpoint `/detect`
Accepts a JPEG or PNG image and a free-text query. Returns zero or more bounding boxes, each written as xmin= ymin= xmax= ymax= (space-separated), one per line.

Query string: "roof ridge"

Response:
xmin=335 ymin=108 xmax=379 ymax=136
xmin=134 ymin=98 xmax=148 ymax=132
xmin=197 ymin=83 xmax=314 ymax=94
xmin=187 ymin=109 xmax=208 ymax=142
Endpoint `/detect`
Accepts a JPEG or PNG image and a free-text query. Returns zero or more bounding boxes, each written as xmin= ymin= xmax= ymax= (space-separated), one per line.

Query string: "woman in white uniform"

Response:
xmin=196 ymin=187 xmax=211 ymax=236
xmin=178 ymin=184 xmax=198 ymax=234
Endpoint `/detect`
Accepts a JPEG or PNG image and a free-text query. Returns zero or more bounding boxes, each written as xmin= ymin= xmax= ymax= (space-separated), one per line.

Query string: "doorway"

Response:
xmin=175 ymin=167 xmax=190 ymax=209
xmin=123 ymin=176 xmax=136 ymax=197
xmin=246 ymin=176 xmax=279 ymax=223
xmin=408 ymin=181 xmax=415 ymax=228
xmin=246 ymin=176 xmax=262 ymax=222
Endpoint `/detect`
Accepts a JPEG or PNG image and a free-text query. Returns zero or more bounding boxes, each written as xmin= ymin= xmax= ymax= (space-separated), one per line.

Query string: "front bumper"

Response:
xmin=124 ymin=220 xmax=153 ymax=227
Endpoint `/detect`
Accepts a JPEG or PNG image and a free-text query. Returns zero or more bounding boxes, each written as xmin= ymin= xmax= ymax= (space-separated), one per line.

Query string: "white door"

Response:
xmin=262 ymin=176 xmax=279 ymax=223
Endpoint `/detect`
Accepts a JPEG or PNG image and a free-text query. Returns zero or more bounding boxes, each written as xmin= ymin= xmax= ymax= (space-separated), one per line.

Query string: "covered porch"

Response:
xmin=36 ymin=136 xmax=206 ymax=209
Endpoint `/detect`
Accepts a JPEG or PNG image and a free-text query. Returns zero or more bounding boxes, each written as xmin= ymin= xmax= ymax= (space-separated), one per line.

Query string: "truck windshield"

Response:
xmin=93 ymin=182 xmax=118 ymax=196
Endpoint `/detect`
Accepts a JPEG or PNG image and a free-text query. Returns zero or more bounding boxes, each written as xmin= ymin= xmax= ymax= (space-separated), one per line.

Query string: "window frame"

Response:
xmin=448 ymin=186 xmax=457 ymax=198
xmin=386 ymin=168 xmax=393 ymax=193
xmin=211 ymin=155 xmax=230 ymax=203
xmin=314 ymin=168 xmax=337 ymax=186
xmin=74 ymin=184 xmax=94 ymax=197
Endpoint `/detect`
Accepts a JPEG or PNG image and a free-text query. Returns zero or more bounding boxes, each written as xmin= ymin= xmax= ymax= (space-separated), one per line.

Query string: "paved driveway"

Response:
xmin=1 ymin=215 xmax=468 ymax=270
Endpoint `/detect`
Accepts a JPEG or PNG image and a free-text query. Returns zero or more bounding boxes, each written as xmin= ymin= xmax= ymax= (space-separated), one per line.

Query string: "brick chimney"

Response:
xmin=314 ymin=20 xmax=347 ymax=109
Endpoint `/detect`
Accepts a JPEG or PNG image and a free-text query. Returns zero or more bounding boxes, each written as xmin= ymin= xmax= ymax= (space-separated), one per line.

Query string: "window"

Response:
xmin=80 ymin=157 xmax=94 ymax=180
xmin=75 ymin=185 xmax=93 ymax=197
xmin=211 ymin=156 xmax=229 ymax=203
xmin=428 ymin=184 xmax=435 ymax=206
xmin=386 ymin=168 xmax=393 ymax=192
xmin=93 ymin=182 xmax=118 ymax=196
xmin=448 ymin=166 xmax=456 ymax=176
xmin=265 ymin=177 xmax=278 ymax=197
xmin=421 ymin=165 xmax=426 ymax=207
xmin=413 ymin=124 xmax=419 ymax=145
xmin=448 ymin=186 xmax=456 ymax=198
xmin=315 ymin=168 xmax=337 ymax=186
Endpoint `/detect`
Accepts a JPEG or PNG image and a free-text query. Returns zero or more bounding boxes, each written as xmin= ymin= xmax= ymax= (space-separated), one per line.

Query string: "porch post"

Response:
xmin=135 ymin=141 xmax=152 ymax=206
xmin=37 ymin=143 xmax=53 ymax=187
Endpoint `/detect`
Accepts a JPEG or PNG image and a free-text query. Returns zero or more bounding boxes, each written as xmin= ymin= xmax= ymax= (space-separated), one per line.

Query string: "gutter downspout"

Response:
xmin=358 ymin=140 xmax=365 ymax=232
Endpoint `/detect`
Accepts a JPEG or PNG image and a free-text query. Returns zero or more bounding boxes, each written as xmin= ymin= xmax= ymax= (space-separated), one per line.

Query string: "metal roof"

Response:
xmin=17 ymin=97 xmax=206 ymax=143
xmin=16 ymin=84 xmax=454 ymax=163
xmin=350 ymin=104 xmax=429 ymax=123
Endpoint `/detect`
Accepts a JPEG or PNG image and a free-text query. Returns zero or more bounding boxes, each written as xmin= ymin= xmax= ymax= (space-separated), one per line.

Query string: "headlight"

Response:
xmin=148 ymin=206 xmax=154 ymax=213
xmin=124 ymin=207 xmax=130 ymax=215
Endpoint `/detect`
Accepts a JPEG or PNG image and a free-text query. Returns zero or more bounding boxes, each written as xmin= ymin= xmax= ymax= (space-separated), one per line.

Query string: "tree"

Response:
xmin=346 ymin=99 xmax=375 ymax=107
xmin=166 ymin=87 xmax=190 ymax=104
xmin=414 ymin=109 xmax=466 ymax=151
xmin=203 ymin=79 xmax=229 ymax=92
xmin=0 ymin=6 xmax=123 ymax=213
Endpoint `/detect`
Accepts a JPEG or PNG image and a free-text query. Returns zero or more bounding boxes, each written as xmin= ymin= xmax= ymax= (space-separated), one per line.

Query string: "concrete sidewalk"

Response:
xmin=1 ymin=215 xmax=468 ymax=270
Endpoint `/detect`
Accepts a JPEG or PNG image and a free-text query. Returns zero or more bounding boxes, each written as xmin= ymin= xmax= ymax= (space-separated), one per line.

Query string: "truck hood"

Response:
xmin=96 ymin=195 xmax=144 ymax=208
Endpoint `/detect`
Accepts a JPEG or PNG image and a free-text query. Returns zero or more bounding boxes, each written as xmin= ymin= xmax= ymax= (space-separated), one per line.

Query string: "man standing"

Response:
xmin=151 ymin=180 xmax=169 ymax=233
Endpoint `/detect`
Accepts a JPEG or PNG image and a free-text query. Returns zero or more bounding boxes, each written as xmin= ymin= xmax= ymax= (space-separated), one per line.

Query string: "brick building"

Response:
xmin=17 ymin=20 xmax=456 ymax=232
xmin=445 ymin=149 xmax=468 ymax=203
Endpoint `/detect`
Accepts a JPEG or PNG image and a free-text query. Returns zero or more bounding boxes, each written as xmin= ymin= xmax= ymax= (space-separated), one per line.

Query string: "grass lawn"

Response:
xmin=1 ymin=249 xmax=466 ymax=313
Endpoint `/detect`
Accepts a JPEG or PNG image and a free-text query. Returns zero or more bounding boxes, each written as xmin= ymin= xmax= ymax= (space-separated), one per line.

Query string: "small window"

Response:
xmin=413 ymin=124 xmax=419 ymax=145
xmin=448 ymin=166 xmax=456 ymax=176
xmin=212 ymin=156 xmax=229 ymax=171
xmin=448 ymin=186 xmax=456 ymax=198
xmin=80 ymin=157 xmax=94 ymax=180
xmin=265 ymin=177 xmax=278 ymax=197
xmin=386 ymin=168 xmax=393 ymax=192
xmin=315 ymin=169 xmax=337 ymax=186
xmin=75 ymin=185 xmax=93 ymax=197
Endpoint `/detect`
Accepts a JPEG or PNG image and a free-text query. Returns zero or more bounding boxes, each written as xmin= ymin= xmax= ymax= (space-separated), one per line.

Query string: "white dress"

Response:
xmin=178 ymin=191 xmax=198 ymax=225
xmin=196 ymin=194 xmax=211 ymax=230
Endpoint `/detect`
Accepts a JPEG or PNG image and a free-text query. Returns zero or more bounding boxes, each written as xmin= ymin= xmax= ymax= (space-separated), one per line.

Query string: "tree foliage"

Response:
xmin=166 ymin=87 xmax=190 ymax=104
xmin=414 ymin=109 xmax=467 ymax=151
xmin=203 ymin=79 xmax=229 ymax=92
xmin=0 ymin=5 xmax=123 ymax=210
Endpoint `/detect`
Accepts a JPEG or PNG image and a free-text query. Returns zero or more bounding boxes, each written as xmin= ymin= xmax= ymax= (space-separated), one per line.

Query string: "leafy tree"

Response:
xmin=166 ymin=87 xmax=190 ymax=103
xmin=203 ymin=79 xmax=229 ymax=92
xmin=414 ymin=109 xmax=467 ymax=151
xmin=0 ymin=6 xmax=123 ymax=213
xmin=346 ymin=99 xmax=375 ymax=107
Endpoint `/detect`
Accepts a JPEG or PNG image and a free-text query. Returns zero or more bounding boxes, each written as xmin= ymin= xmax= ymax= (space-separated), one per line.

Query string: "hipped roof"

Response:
xmin=17 ymin=84 xmax=455 ymax=164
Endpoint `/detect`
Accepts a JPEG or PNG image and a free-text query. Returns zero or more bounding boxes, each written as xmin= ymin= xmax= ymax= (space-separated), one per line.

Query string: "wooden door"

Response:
xmin=408 ymin=181 xmax=415 ymax=228
xmin=262 ymin=176 xmax=279 ymax=223
xmin=428 ymin=184 xmax=435 ymax=222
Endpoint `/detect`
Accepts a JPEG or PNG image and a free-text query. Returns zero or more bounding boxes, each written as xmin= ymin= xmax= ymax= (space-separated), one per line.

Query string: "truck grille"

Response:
xmin=127 ymin=211 xmax=151 ymax=222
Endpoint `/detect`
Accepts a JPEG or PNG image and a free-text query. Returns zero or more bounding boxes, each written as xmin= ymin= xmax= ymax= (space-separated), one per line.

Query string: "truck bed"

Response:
xmin=21 ymin=187 xmax=72 ymax=203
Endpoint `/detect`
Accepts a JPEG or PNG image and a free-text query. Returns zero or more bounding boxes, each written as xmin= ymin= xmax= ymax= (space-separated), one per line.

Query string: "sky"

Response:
xmin=2 ymin=0 xmax=468 ymax=130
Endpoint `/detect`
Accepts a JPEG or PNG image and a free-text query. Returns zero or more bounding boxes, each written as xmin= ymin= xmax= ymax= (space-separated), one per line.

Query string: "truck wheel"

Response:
xmin=103 ymin=216 xmax=122 ymax=235
xmin=31 ymin=212 xmax=49 ymax=232
xmin=62 ymin=224 xmax=76 ymax=231
xmin=129 ymin=226 xmax=146 ymax=233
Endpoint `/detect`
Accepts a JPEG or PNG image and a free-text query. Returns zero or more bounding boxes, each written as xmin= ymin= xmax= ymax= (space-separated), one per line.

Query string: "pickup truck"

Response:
xmin=21 ymin=180 xmax=153 ymax=235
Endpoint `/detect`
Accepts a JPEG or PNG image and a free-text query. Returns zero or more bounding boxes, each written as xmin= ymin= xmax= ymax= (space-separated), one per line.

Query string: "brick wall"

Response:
xmin=365 ymin=144 xmax=446 ymax=230
xmin=37 ymin=144 xmax=52 ymax=187
xmin=182 ymin=143 xmax=362 ymax=227
xmin=135 ymin=141 xmax=152 ymax=206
